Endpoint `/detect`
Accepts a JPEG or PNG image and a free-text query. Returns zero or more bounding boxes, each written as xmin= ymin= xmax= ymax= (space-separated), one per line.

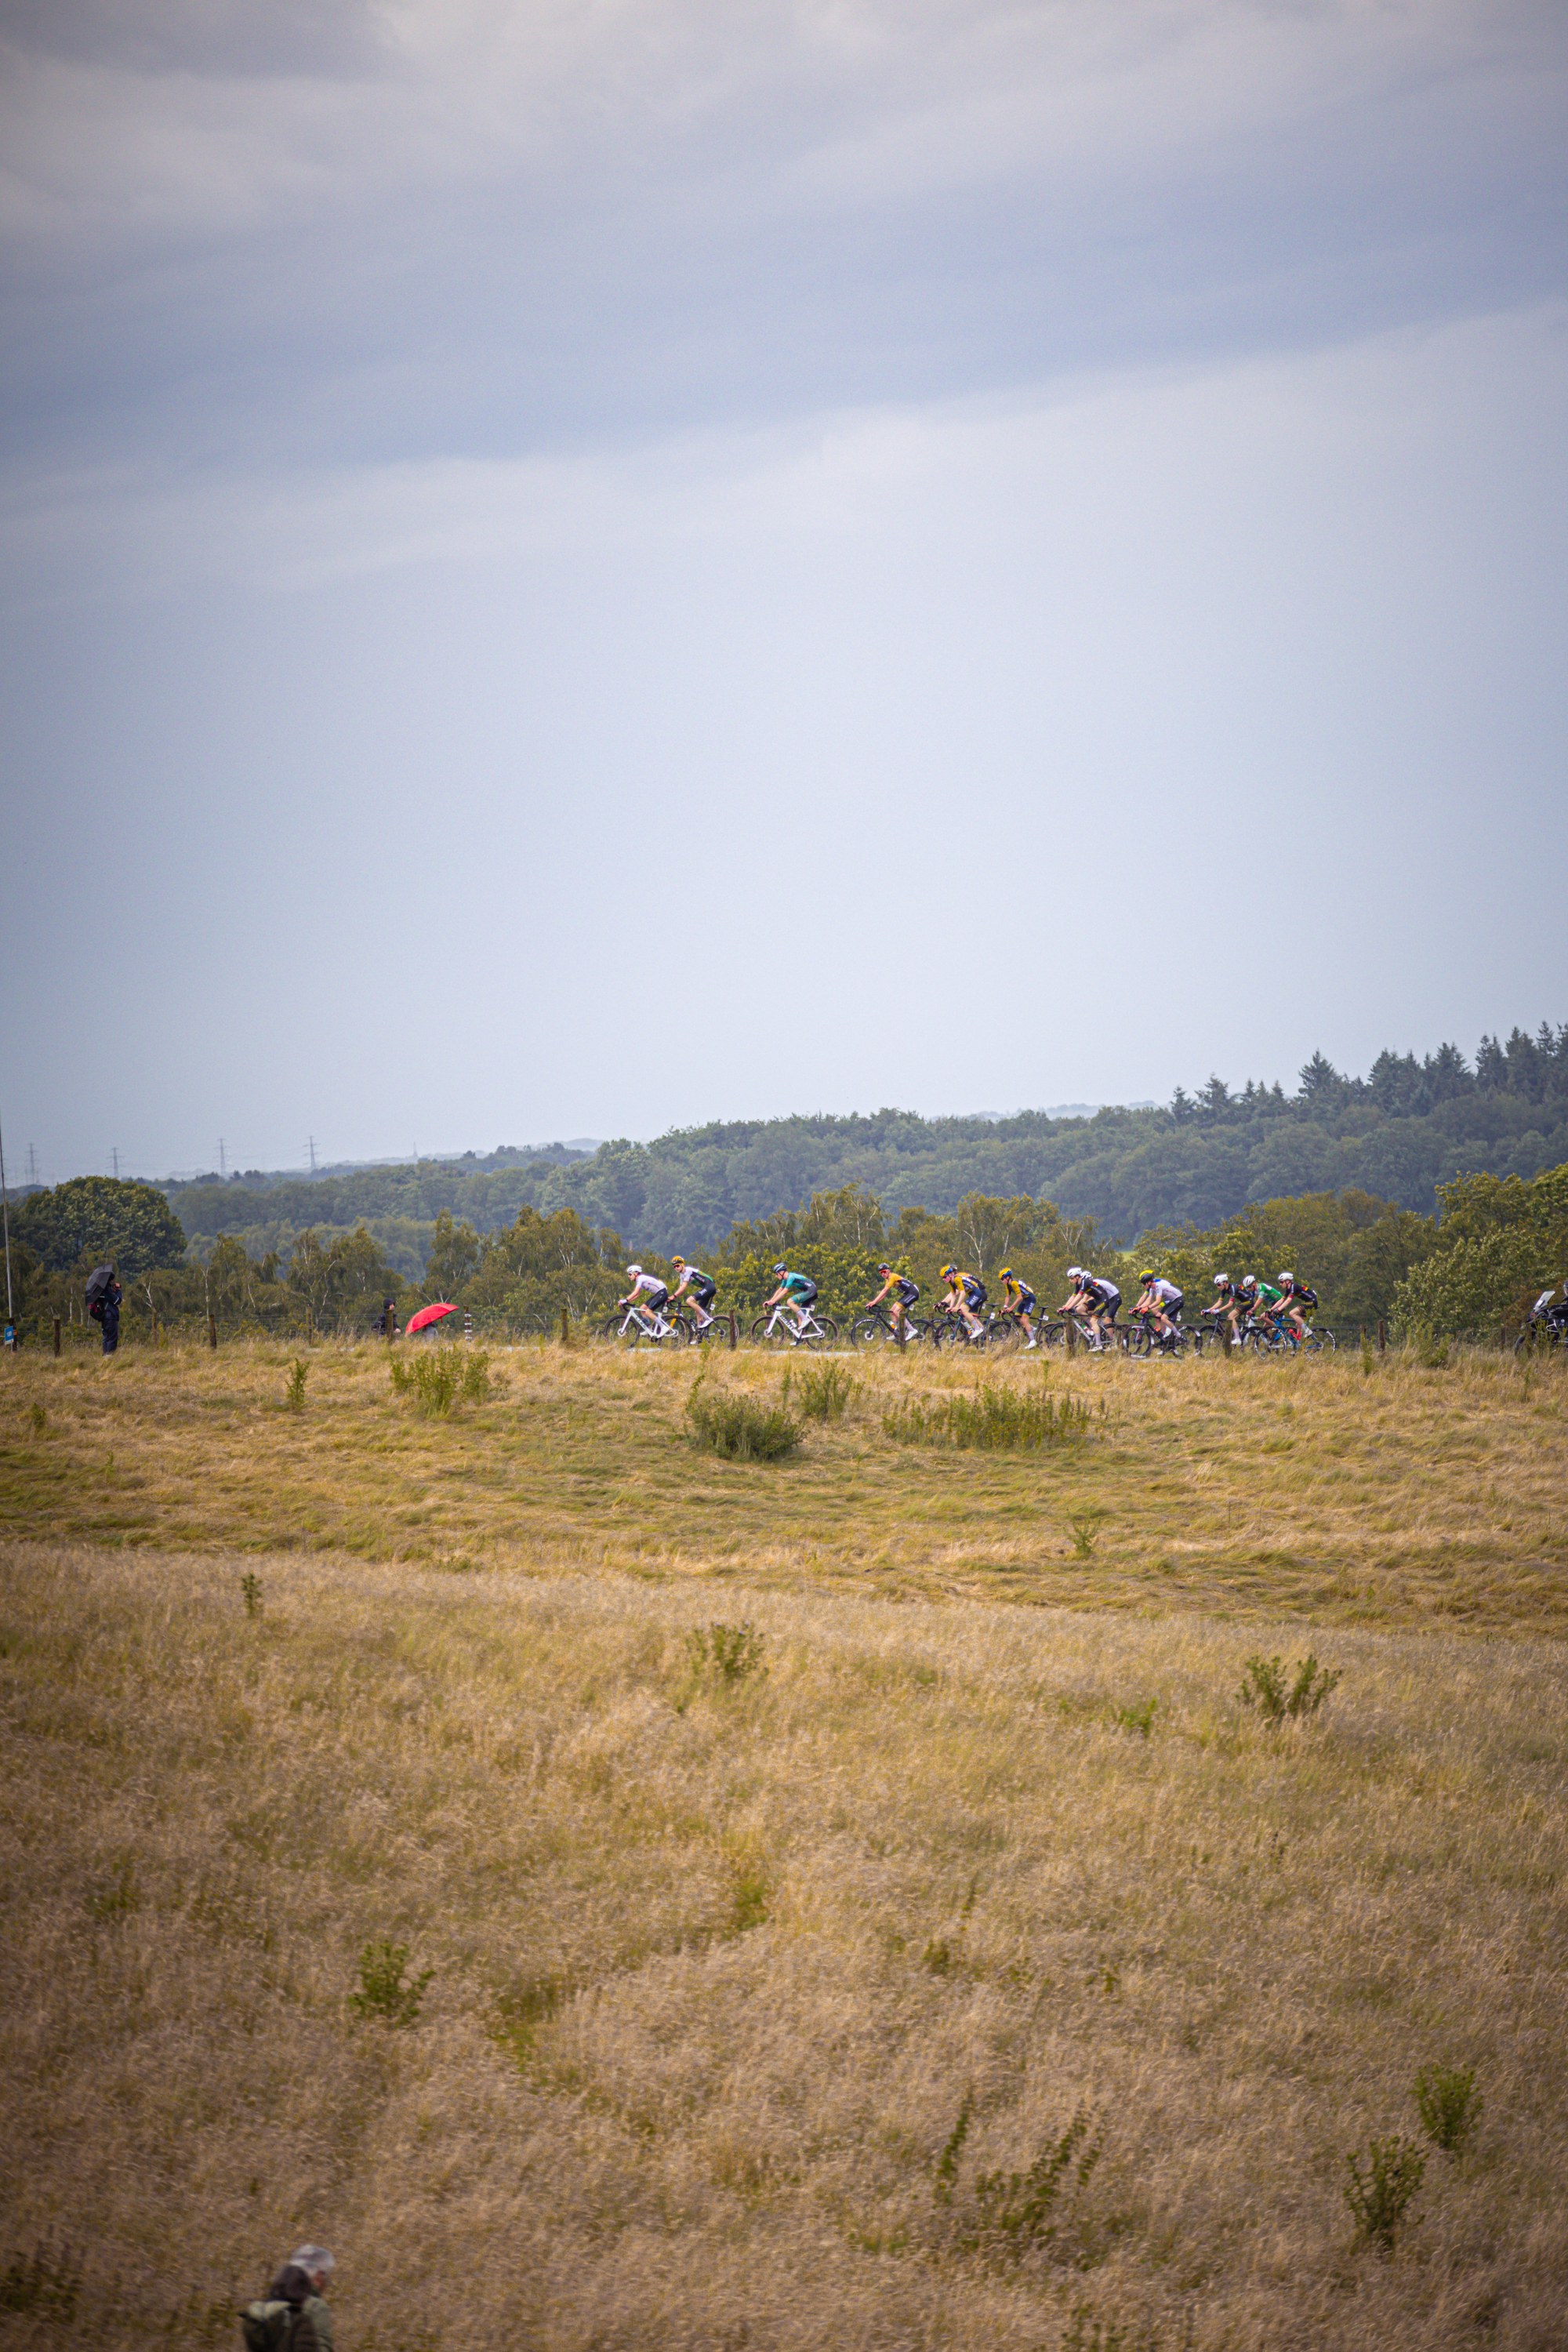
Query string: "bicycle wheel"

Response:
xmin=848 ymin=1315 xmax=895 ymax=1348
xmin=934 ymin=1316 xmax=973 ymax=1348
xmin=1304 ymin=1327 xmax=1336 ymax=1354
xmin=691 ymin=1312 xmax=731 ymax=1344
xmin=796 ymin=1317 xmax=838 ymax=1348
xmin=983 ymin=1316 xmax=1022 ymax=1352
xmin=598 ymin=1312 xmax=633 ymax=1341
xmin=751 ymin=1314 xmax=792 ymax=1346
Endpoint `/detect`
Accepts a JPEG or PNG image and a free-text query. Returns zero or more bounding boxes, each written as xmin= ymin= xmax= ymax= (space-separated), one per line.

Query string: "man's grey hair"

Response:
xmin=290 ymin=2247 xmax=334 ymax=2280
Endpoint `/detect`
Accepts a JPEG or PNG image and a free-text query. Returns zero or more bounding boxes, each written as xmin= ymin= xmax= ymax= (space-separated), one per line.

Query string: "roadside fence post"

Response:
xmin=208 ymin=1310 xmax=217 ymax=1352
xmin=728 ymin=1312 xmax=738 ymax=1351
xmin=1377 ymin=1319 xmax=1387 ymax=1354
xmin=53 ymin=1316 xmax=61 ymax=1357
xmin=561 ymin=1304 xmax=570 ymax=1347
xmin=1065 ymin=1316 xmax=1076 ymax=1356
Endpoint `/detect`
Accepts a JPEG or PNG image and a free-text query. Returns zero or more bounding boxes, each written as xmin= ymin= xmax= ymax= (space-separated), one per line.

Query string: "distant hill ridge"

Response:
xmin=160 ymin=1023 xmax=1567 ymax=1265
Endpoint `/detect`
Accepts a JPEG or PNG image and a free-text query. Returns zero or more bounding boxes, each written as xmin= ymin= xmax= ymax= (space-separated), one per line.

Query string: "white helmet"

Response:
xmin=1066 ymin=1265 xmax=1083 ymax=1280
xmin=1214 ymin=1273 xmax=1228 ymax=1287
xmin=626 ymin=1263 xmax=641 ymax=1278
xmin=1279 ymin=1270 xmax=1294 ymax=1283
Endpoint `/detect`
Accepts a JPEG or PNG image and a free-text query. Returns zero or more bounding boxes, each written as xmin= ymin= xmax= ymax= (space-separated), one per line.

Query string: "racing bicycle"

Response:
xmin=750 ymin=1301 xmax=840 ymax=1348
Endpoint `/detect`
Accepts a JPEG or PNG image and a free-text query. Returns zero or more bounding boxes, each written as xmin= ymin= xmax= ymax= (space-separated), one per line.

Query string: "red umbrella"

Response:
xmin=405 ymin=1301 xmax=459 ymax=1336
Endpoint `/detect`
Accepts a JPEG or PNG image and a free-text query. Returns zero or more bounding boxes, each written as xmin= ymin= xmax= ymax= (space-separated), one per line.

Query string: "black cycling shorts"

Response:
xmin=641 ymin=1285 xmax=670 ymax=1312
xmin=689 ymin=1281 xmax=717 ymax=1308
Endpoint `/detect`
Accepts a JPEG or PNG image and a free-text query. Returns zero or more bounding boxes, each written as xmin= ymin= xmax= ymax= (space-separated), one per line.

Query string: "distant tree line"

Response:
xmin=157 ymin=1018 xmax=1568 ymax=1272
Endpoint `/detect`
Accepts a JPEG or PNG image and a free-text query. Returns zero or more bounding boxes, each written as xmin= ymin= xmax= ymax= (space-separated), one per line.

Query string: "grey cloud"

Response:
xmin=0 ymin=0 xmax=386 ymax=78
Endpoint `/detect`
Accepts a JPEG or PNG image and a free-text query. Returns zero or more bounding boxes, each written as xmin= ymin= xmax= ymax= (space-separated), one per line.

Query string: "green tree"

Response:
xmin=425 ymin=1210 xmax=480 ymax=1298
xmin=15 ymin=1178 xmax=187 ymax=1276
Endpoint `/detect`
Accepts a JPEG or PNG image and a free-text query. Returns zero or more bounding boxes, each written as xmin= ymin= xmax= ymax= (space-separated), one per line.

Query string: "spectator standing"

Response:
xmin=242 ymin=2247 xmax=335 ymax=2350
xmin=100 ymin=1269 xmax=122 ymax=1356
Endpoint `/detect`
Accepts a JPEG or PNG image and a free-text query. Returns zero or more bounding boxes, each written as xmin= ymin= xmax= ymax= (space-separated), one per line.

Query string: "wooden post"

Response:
xmin=53 ymin=1316 xmax=61 ymax=1357
xmin=208 ymin=1310 xmax=217 ymax=1352
xmin=895 ymin=1318 xmax=906 ymax=1351
xmin=561 ymin=1304 xmax=570 ymax=1346
xmin=1377 ymin=1319 xmax=1387 ymax=1354
xmin=728 ymin=1311 xmax=738 ymax=1351
xmin=305 ymin=1303 xmax=314 ymax=1346
xmin=1065 ymin=1316 xmax=1076 ymax=1356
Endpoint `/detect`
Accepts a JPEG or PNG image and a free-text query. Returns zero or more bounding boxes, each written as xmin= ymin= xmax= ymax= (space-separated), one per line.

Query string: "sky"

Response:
xmin=2 ymin=0 xmax=1566 ymax=1183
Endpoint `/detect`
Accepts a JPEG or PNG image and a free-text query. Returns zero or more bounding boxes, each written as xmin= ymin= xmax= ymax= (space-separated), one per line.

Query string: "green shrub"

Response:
xmin=884 ymin=1381 xmax=1090 ymax=1452
xmin=1115 ymin=1698 xmax=1157 ymax=1739
xmin=1238 ymin=1653 xmax=1341 ymax=1722
xmin=967 ymin=2107 xmax=1102 ymax=2259
xmin=27 ymin=1401 xmax=45 ymax=1438
xmin=790 ymin=1360 xmax=857 ymax=1421
xmin=285 ymin=1357 xmax=308 ymax=1412
xmin=1344 ymin=2134 xmax=1424 ymax=2251
xmin=685 ymin=1377 xmax=802 ymax=1461
xmin=390 ymin=1345 xmax=489 ymax=1417
xmin=1067 ymin=1505 xmax=1109 ymax=1558
xmin=239 ymin=1573 xmax=262 ymax=1621
xmin=350 ymin=1938 xmax=434 ymax=2028
xmin=685 ymin=1621 xmax=767 ymax=1684
xmin=1415 ymin=2061 xmax=1482 ymax=2153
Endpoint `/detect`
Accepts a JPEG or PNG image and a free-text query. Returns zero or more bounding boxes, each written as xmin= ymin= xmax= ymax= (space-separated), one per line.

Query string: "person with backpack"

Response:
xmin=241 ymin=2247 xmax=335 ymax=2350
xmin=85 ymin=1263 xmax=122 ymax=1355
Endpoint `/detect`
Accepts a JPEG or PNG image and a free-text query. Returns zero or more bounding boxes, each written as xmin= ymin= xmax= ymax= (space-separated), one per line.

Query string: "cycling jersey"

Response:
xmin=780 ymin=1271 xmax=817 ymax=1302
xmin=893 ymin=1276 xmax=920 ymax=1305
xmin=1081 ymin=1276 xmax=1120 ymax=1307
xmin=1146 ymin=1279 xmax=1182 ymax=1308
xmin=956 ymin=1274 xmax=986 ymax=1308
xmin=678 ymin=1265 xmax=717 ymax=1298
xmin=1254 ymin=1283 xmax=1283 ymax=1311
xmin=628 ymin=1272 xmax=669 ymax=1309
xmin=1279 ymin=1279 xmax=1317 ymax=1308
xmin=1003 ymin=1277 xmax=1036 ymax=1312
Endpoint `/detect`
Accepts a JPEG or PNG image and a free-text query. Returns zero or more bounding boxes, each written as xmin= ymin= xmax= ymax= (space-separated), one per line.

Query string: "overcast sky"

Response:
xmin=2 ymin=0 xmax=1565 ymax=1182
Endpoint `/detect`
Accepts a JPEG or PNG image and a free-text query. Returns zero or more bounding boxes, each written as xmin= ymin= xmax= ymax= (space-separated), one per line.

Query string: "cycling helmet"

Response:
xmin=941 ymin=1263 xmax=958 ymax=1281
xmin=877 ymin=1263 xmax=892 ymax=1275
xmin=671 ymin=1254 xmax=685 ymax=1269
xmin=1279 ymin=1270 xmax=1293 ymax=1283
xmin=1240 ymin=1273 xmax=1258 ymax=1290
xmin=626 ymin=1264 xmax=641 ymax=1278
xmin=1214 ymin=1273 xmax=1229 ymax=1287
xmin=772 ymin=1262 xmax=787 ymax=1276
xmin=999 ymin=1266 xmax=1014 ymax=1282
xmin=1066 ymin=1265 xmax=1083 ymax=1281
xmin=1139 ymin=1268 xmax=1155 ymax=1283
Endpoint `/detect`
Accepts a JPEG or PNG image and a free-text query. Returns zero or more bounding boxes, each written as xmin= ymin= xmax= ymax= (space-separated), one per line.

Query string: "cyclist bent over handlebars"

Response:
xmin=764 ymin=1262 xmax=818 ymax=1338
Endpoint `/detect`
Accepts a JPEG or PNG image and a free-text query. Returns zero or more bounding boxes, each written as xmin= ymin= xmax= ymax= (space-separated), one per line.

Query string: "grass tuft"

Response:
xmin=1343 ymin=2134 xmax=1425 ymax=2251
xmin=884 ymin=1381 xmax=1090 ymax=1451
xmin=685 ymin=1374 xmax=802 ymax=1461
xmin=1415 ymin=2060 xmax=1482 ymax=2153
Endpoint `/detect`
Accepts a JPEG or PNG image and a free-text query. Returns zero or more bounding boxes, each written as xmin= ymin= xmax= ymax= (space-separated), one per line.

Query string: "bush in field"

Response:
xmin=685 ymin=1621 xmax=768 ymax=1683
xmin=685 ymin=1374 xmax=802 ymax=1461
xmin=1416 ymin=2062 xmax=1482 ymax=2154
xmin=790 ymin=1361 xmax=858 ymax=1421
xmin=1238 ymin=1653 xmax=1341 ymax=1722
xmin=884 ymin=1382 xmax=1090 ymax=1452
xmin=350 ymin=1939 xmax=434 ymax=2028
xmin=1344 ymin=2136 xmax=1424 ymax=2251
xmin=390 ymin=1345 xmax=490 ymax=1417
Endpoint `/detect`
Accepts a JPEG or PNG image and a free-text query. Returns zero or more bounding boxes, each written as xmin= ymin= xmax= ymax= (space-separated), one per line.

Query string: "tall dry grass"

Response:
xmin=1 ymin=1335 xmax=1564 ymax=1632
xmin=1 ymin=1537 xmax=1565 ymax=2350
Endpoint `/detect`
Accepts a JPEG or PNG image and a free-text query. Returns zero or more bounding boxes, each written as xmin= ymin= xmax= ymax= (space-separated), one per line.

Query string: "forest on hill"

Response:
xmin=154 ymin=1019 xmax=1568 ymax=1275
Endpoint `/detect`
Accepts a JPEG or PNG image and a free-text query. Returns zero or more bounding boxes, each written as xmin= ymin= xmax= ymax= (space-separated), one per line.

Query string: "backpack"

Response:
xmin=241 ymin=2303 xmax=313 ymax=2352
xmin=85 ymin=1265 xmax=115 ymax=1316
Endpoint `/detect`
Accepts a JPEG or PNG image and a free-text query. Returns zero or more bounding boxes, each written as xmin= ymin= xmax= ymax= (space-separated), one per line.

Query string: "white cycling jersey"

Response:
xmin=1147 ymin=1279 xmax=1181 ymax=1306
xmin=629 ymin=1270 xmax=667 ymax=1301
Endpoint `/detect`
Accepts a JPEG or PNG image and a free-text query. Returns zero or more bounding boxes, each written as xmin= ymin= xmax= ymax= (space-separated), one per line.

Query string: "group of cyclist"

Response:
xmin=615 ymin=1250 xmax=1323 ymax=1352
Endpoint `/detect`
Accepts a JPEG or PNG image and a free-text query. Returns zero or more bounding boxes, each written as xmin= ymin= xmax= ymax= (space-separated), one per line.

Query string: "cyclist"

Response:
xmin=1211 ymin=1272 xmax=1247 ymax=1345
xmin=1064 ymin=1265 xmax=1120 ymax=1349
xmin=863 ymin=1261 xmax=920 ymax=1341
xmin=619 ymin=1262 xmax=673 ymax=1338
xmin=997 ymin=1265 xmax=1039 ymax=1347
xmin=1133 ymin=1268 xmax=1183 ymax=1349
xmin=763 ymin=1261 xmax=818 ymax=1338
xmin=939 ymin=1262 xmax=987 ymax=1340
xmin=1276 ymin=1271 xmax=1318 ymax=1347
xmin=1250 ymin=1273 xmax=1286 ymax=1340
xmin=670 ymin=1254 xmax=720 ymax=1335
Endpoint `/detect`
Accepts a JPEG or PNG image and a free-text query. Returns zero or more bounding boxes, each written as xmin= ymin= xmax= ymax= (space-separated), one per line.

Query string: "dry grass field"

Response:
xmin=2 ymin=1339 xmax=1565 ymax=2349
